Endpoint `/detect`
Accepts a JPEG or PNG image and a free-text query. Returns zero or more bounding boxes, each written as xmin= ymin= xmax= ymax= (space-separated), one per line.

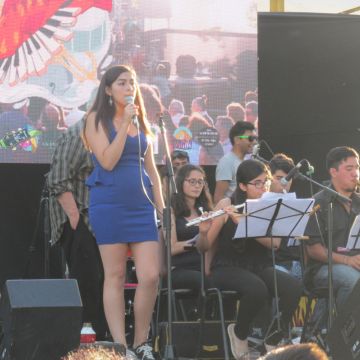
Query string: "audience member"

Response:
xmin=245 ymin=100 xmax=258 ymax=129
xmin=191 ymin=95 xmax=214 ymax=126
xmin=226 ymin=102 xmax=245 ymax=123
xmin=215 ymin=115 xmax=234 ymax=155
xmin=168 ymin=99 xmax=185 ymax=128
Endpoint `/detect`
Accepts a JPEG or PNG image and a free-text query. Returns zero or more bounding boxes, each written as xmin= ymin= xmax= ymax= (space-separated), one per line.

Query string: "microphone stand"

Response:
xmin=158 ymin=113 xmax=177 ymax=360
xmin=296 ymin=172 xmax=350 ymax=329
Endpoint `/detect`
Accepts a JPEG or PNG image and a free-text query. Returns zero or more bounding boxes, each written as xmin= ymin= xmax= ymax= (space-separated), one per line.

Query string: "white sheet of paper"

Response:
xmin=346 ymin=215 xmax=360 ymax=250
xmin=234 ymin=193 xmax=314 ymax=239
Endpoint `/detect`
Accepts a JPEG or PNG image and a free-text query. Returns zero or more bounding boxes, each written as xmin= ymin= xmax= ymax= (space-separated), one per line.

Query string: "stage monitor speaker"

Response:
xmin=0 ymin=279 xmax=83 ymax=360
xmin=327 ymin=279 xmax=360 ymax=360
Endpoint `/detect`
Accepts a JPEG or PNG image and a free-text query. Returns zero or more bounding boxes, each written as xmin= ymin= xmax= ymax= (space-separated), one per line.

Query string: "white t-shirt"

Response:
xmin=215 ymin=151 xmax=242 ymax=198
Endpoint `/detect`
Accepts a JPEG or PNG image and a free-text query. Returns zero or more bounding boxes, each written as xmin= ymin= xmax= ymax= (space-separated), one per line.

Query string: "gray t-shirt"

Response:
xmin=215 ymin=151 xmax=242 ymax=198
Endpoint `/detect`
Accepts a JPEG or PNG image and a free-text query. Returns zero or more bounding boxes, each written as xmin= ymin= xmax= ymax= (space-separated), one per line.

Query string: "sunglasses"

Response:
xmin=237 ymin=135 xmax=258 ymax=142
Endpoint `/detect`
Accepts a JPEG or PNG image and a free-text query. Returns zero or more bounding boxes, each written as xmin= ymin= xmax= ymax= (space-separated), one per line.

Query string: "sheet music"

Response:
xmin=346 ymin=215 xmax=360 ymax=250
xmin=234 ymin=192 xmax=314 ymax=239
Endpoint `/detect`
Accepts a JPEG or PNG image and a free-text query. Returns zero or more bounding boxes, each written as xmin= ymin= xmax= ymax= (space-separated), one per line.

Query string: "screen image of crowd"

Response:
xmin=0 ymin=0 xmax=257 ymax=165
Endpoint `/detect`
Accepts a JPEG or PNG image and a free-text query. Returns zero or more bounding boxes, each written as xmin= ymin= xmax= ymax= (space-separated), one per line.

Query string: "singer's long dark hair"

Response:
xmin=172 ymin=164 xmax=213 ymax=218
xmin=85 ymin=65 xmax=151 ymax=140
xmin=231 ymin=159 xmax=271 ymax=205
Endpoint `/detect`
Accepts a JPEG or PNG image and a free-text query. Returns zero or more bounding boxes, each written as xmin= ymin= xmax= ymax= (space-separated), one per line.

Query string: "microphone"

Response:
xmin=124 ymin=95 xmax=139 ymax=127
xmin=280 ymin=160 xmax=304 ymax=186
xmin=251 ymin=142 xmax=270 ymax=164
xmin=251 ymin=143 xmax=260 ymax=159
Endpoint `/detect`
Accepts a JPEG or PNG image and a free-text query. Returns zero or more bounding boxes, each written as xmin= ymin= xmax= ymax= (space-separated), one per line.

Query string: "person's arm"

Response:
xmin=307 ymin=243 xmax=360 ymax=270
xmin=206 ymin=198 xmax=231 ymax=248
xmin=214 ymin=180 xmax=230 ymax=205
xmin=57 ymin=192 xmax=79 ymax=230
xmin=144 ymin=141 xmax=165 ymax=217
xmin=47 ymin=129 xmax=84 ymax=230
xmin=255 ymin=237 xmax=281 ymax=250
xmin=85 ymin=107 xmax=133 ymax=170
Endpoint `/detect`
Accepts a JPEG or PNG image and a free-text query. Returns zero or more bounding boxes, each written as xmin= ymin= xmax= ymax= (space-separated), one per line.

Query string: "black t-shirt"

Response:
xmin=211 ymin=211 xmax=272 ymax=274
xmin=171 ymin=216 xmax=200 ymax=270
xmin=304 ymin=187 xmax=360 ymax=278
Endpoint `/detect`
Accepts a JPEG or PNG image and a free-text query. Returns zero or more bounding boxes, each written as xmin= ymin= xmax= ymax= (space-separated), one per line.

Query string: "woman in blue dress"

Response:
xmin=84 ymin=65 xmax=164 ymax=360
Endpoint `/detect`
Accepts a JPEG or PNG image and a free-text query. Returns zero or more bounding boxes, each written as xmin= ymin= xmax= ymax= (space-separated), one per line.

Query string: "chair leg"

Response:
xmin=208 ymin=289 xmax=230 ymax=360
xmin=300 ymin=295 xmax=313 ymax=343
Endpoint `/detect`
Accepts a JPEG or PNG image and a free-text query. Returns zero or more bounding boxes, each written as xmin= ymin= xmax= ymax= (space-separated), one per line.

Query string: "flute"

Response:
xmin=186 ymin=203 xmax=245 ymax=227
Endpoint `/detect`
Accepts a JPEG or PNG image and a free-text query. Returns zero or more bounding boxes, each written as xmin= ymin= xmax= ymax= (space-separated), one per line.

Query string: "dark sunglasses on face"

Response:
xmin=237 ymin=135 xmax=258 ymax=142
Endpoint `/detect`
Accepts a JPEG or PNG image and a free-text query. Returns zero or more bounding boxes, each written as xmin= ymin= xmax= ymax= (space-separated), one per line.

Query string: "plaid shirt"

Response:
xmin=47 ymin=118 xmax=93 ymax=245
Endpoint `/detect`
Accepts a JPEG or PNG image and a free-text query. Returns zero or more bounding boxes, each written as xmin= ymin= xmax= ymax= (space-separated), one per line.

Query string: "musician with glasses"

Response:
xmin=208 ymin=159 xmax=303 ymax=359
xmin=169 ymin=164 xmax=213 ymax=291
xmin=214 ymin=121 xmax=256 ymax=205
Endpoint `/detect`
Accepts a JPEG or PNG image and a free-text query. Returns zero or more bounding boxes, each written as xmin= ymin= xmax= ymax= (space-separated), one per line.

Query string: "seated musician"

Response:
xmin=169 ymin=164 xmax=213 ymax=291
xmin=305 ymin=146 xmax=360 ymax=308
xmin=207 ymin=159 xmax=302 ymax=359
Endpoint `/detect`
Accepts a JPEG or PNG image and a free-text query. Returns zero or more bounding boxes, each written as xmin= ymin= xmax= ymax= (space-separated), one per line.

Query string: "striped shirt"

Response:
xmin=47 ymin=118 xmax=93 ymax=245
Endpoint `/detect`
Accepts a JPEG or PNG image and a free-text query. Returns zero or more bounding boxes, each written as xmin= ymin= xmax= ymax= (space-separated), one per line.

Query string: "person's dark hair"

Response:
xmin=172 ymin=164 xmax=213 ymax=217
xmin=260 ymin=343 xmax=328 ymax=360
xmin=226 ymin=102 xmax=245 ymax=122
xmin=326 ymin=146 xmax=359 ymax=171
xmin=86 ymin=65 xmax=151 ymax=137
xmin=193 ymin=95 xmax=208 ymax=111
xmin=231 ymin=159 xmax=271 ymax=204
xmin=269 ymin=153 xmax=295 ymax=175
xmin=229 ymin=120 xmax=255 ymax=145
xmin=171 ymin=150 xmax=190 ymax=162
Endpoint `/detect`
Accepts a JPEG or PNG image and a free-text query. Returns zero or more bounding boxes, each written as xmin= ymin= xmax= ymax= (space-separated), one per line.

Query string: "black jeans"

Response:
xmin=210 ymin=266 xmax=302 ymax=340
xmin=50 ymin=217 xmax=108 ymax=338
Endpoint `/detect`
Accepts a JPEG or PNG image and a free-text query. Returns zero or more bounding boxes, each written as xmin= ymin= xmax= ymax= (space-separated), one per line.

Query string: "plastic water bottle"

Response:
xmin=80 ymin=322 xmax=96 ymax=343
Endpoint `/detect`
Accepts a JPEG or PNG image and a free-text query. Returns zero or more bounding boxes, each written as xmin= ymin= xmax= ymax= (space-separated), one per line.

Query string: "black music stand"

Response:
xmin=234 ymin=194 xmax=314 ymax=344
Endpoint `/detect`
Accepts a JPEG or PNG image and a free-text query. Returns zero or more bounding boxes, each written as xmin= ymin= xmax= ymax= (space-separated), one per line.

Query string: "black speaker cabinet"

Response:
xmin=0 ymin=279 xmax=83 ymax=360
xmin=328 ymin=279 xmax=360 ymax=360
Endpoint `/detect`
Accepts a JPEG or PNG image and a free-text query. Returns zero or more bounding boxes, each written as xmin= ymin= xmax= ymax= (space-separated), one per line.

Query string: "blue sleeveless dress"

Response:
xmin=86 ymin=125 xmax=158 ymax=244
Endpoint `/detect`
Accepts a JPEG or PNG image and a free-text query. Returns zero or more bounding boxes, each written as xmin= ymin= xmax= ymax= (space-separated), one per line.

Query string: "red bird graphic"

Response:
xmin=0 ymin=0 xmax=112 ymax=85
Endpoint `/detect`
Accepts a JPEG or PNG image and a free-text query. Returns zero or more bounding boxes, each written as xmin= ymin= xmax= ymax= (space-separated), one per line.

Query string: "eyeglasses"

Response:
xmin=185 ymin=178 xmax=206 ymax=186
xmin=247 ymin=179 xmax=271 ymax=189
xmin=237 ymin=135 xmax=258 ymax=142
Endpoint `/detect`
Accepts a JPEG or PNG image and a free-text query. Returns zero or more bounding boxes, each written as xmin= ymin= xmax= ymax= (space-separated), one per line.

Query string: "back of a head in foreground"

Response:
xmin=62 ymin=347 xmax=125 ymax=360
xmin=259 ymin=343 xmax=329 ymax=360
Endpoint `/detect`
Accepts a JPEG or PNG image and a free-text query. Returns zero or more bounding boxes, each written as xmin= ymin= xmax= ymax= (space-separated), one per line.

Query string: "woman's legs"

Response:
xmin=130 ymin=240 xmax=160 ymax=348
xmin=211 ymin=266 xmax=268 ymax=340
xmin=258 ymin=267 xmax=303 ymax=334
xmin=99 ymin=243 xmax=129 ymax=345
